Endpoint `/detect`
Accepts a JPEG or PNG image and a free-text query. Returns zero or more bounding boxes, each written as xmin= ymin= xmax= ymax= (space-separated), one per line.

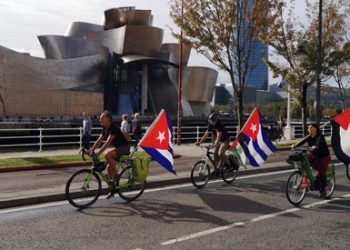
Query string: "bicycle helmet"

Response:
xmin=208 ymin=113 xmax=219 ymax=122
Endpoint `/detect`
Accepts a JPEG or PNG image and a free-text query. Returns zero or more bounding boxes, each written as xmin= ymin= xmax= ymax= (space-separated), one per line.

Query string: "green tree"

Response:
xmin=257 ymin=0 xmax=349 ymax=136
xmin=169 ymin=0 xmax=276 ymax=129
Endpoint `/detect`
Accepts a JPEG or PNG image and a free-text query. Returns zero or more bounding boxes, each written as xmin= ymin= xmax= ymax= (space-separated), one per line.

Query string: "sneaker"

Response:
xmin=106 ymin=180 xmax=116 ymax=199
xmin=106 ymin=191 xmax=115 ymax=199
xmin=319 ymin=191 xmax=326 ymax=199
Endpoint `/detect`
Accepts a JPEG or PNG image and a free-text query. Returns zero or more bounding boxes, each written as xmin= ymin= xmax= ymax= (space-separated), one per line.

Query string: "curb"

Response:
xmin=0 ymin=162 xmax=92 ymax=173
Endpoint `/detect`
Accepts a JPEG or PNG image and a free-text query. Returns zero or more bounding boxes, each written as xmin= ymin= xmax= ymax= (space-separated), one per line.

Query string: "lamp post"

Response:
xmin=315 ymin=0 xmax=323 ymax=125
xmin=279 ymin=80 xmax=293 ymax=140
xmin=177 ymin=0 xmax=184 ymax=145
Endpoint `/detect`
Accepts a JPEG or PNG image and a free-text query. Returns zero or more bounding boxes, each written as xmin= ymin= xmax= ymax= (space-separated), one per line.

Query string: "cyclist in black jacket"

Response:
xmin=196 ymin=113 xmax=230 ymax=172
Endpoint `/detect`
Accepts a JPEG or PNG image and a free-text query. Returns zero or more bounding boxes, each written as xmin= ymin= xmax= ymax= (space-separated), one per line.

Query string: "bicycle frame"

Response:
xmin=200 ymin=146 xmax=217 ymax=168
xmin=289 ymin=151 xmax=334 ymax=188
xmin=83 ymin=155 xmax=133 ymax=191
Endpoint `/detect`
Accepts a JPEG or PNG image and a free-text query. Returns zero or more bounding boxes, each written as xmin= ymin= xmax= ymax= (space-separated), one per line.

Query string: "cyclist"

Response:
xmin=89 ymin=111 xmax=130 ymax=198
xmin=195 ymin=113 xmax=230 ymax=173
xmin=306 ymin=123 xmax=331 ymax=199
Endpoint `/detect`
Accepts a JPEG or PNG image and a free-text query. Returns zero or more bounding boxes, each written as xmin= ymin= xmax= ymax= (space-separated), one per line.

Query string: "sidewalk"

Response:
xmin=0 ymin=144 xmax=204 ymax=160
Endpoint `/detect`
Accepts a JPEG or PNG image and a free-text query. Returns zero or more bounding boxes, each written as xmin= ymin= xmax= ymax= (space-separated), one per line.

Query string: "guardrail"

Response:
xmin=0 ymin=123 xmax=332 ymax=151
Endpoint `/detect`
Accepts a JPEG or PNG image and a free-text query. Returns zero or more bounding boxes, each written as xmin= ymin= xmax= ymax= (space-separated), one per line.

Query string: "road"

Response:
xmin=0 ymin=163 xmax=349 ymax=250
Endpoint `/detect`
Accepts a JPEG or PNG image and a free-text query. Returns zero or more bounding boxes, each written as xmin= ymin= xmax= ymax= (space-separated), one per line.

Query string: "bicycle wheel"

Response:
xmin=325 ymin=174 xmax=336 ymax=198
xmin=221 ymin=164 xmax=238 ymax=184
xmin=191 ymin=160 xmax=210 ymax=189
xmin=346 ymin=164 xmax=350 ymax=180
xmin=65 ymin=169 xmax=101 ymax=209
xmin=285 ymin=171 xmax=306 ymax=205
xmin=117 ymin=165 xmax=146 ymax=202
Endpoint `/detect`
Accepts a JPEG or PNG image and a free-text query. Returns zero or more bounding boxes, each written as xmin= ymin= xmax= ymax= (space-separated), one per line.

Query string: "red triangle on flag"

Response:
xmin=241 ymin=108 xmax=260 ymax=141
xmin=334 ymin=108 xmax=350 ymax=130
xmin=139 ymin=110 xmax=170 ymax=150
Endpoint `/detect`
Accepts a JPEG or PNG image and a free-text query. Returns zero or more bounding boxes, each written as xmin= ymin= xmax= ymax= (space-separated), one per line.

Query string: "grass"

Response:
xmin=0 ymin=151 xmax=150 ymax=169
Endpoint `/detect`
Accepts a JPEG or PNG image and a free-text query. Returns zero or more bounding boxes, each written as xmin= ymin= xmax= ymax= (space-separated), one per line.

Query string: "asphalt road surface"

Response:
xmin=0 ymin=163 xmax=349 ymax=250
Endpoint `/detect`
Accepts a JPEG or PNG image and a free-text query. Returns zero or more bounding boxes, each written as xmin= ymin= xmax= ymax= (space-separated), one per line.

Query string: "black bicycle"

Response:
xmin=190 ymin=145 xmax=239 ymax=188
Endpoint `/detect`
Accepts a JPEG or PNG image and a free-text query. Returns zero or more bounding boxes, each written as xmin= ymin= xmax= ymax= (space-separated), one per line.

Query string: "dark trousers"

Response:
xmin=133 ymin=134 xmax=140 ymax=148
xmin=82 ymin=134 xmax=91 ymax=149
xmin=309 ymin=155 xmax=331 ymax=193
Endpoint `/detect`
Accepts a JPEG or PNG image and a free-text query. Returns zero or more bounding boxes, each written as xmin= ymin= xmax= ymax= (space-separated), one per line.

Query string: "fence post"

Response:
xmin=173 ymin=126 xmax=177 ymax=145
xmin=38 ymin=128 xmax=43 ymax=152
xmin=79 ymin=127 xmax=83 ymax=148
xmin=196 ymin=126 xmax=200 ymax=142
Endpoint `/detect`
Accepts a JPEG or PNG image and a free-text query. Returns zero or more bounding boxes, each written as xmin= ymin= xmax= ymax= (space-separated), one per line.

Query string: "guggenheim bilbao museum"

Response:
xmin=0 ymin=7 xmax=218 ymax=118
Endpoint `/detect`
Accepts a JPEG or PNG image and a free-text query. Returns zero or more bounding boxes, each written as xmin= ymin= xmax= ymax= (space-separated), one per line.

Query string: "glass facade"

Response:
xmin=233 ymin=0 xmax=269 ymax=91
xmin=246 ymin=40 xmax=268 ymax=90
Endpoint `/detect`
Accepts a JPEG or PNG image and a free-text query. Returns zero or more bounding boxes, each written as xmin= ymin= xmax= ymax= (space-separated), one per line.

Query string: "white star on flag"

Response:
xmin=156 ymin=131 xmax=166 ymax=144
xmin=250 ymin=123 xmax=257 ymax=134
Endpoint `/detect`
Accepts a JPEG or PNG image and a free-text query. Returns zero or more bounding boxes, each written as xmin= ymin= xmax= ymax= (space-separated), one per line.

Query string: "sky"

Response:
xmin=0 ymin=0 xmax=307 ymax=86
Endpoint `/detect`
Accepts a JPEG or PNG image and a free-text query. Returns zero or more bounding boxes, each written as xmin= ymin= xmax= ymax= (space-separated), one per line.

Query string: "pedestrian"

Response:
xmin=82 ymin=111 xmax=92 ymax=149
xmin=131 ymin=113 xmax=142 ymax=149
xmin=121 ymin=114 xmax=131 ymax=143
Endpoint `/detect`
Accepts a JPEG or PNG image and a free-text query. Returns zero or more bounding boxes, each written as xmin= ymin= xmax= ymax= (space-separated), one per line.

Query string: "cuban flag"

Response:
xmin=231 ymin=108 xmax=276 ymax=167
xmin=331 ymin=108 xmax=350 ymax=166
xmin=139 ymin=109 xmax=176 ymax=175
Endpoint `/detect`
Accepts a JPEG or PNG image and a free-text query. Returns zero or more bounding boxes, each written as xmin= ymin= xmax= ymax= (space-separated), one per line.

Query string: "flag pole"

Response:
xmin=292 ymin=120 xmax=331 ymax=148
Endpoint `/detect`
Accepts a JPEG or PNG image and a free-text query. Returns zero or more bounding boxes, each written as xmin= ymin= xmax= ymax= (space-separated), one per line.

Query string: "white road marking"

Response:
xmin=160 ymin=193 xmax=350 ymax=246
xmin=0 ymin=200 xmax=69 ymax=215
xmin=161 ymin=222 xmax=245 ymax=246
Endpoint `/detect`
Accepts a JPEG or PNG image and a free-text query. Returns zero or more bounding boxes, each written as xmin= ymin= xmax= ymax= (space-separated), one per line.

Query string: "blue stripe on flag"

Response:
xmin=242 ymin=134 xmax=260 ymax=167
xmin=252 ymin=140 xmax=268 ymax=161
xmin=166 ymin=113 xmax=174 ymax=142
xmin=261 ymin=128 xmax=277 ymax=152
xmin=142 ymin=147 xmax=176 ymax=175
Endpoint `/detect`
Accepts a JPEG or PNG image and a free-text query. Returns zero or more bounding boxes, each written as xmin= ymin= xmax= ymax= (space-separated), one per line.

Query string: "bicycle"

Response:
xmin=190 ymin=145 xmax=239 ymax=188
xmin=65 ymin=149 xmax=149 ymax=209
xmin=285 ymin=147 xmax=336 ymax=206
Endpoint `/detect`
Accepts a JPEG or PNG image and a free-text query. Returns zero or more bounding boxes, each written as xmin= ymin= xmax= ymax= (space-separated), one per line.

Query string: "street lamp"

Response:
xmin=315 ymin=0 xmax=323 ymax=125
xmin=177 ymin=0 xmax=184 ymax=145
xmin=278 ymin=80 xmax=293 ymax=140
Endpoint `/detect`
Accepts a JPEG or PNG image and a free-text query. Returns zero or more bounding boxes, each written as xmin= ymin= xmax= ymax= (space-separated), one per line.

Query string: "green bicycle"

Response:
xmin=285 ymin=147 xmax=335 ymax=206
xmin=65 ymin=149 xmax=149 ymax=209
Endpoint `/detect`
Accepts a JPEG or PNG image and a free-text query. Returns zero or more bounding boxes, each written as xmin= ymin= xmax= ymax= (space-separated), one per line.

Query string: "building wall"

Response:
xmin=1 ymin=88 xmax=103 ymax=117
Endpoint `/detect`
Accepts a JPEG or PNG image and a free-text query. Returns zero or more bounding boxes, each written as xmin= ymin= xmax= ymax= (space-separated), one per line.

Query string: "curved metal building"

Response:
xmin=0 ymin=7 xmax=218 ymax=118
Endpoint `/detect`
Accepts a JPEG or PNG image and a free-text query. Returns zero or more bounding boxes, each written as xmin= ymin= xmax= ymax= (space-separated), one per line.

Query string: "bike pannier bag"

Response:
xmin=132 ymin=157 xmax=151 ymax=182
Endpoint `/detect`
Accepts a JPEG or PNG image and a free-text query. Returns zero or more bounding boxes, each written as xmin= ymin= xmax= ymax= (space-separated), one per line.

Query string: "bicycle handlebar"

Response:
xmin=292 ymin=147 xmax=313 ymax=153
xmin=79 ymin=147 xmax=98 ymax=162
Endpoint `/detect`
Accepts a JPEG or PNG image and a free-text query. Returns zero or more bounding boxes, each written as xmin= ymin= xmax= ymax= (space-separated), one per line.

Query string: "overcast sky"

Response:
xmin=0 ymin=0 xmax=307 ymax=86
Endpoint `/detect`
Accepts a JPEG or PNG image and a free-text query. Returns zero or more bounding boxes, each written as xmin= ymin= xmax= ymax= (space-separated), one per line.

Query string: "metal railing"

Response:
xmin=0 ymin=123 xmax=333 ymax=151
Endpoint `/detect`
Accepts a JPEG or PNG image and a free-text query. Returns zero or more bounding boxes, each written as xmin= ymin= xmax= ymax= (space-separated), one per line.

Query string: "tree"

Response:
xmin=257 ymin=0 xmax=349 ymax=136
xmin=169 ymin=0 xmax=276 ymax=129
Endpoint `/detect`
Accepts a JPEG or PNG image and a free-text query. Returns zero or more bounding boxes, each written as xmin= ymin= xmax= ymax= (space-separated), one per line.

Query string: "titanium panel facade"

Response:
xmin=65 ymin=22 xmax=104 ymax=39
xmin=86 ymin=25 xmax=163 ymax=57
xmin=38 ymin=35 xmax=109 ymax=60
xmin=104 ymin=8 xmax=152 ymax=29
